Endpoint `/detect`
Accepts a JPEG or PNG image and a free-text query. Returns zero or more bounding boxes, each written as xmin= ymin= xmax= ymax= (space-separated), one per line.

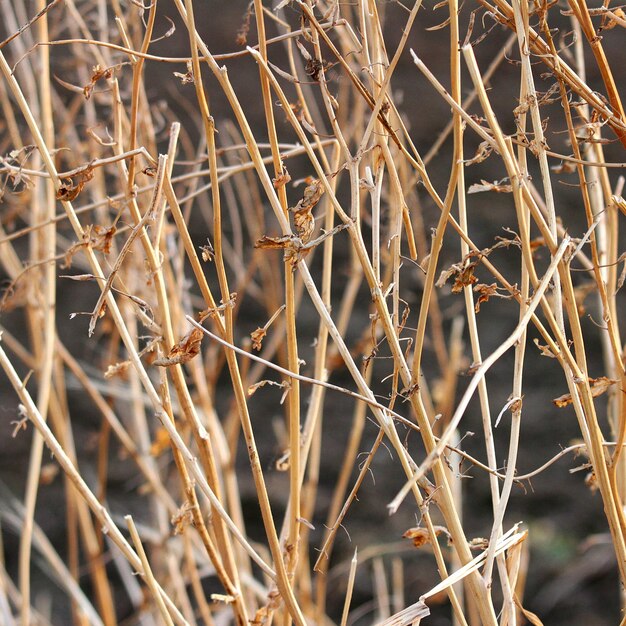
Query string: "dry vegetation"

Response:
xmin=0 ymin=0 xmax=626 ymax=624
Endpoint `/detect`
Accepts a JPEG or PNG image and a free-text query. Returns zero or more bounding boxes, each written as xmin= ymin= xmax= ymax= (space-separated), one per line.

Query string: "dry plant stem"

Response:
xmin=567 ymin=0 xmax=626 ymax=147
xmin=463 ymin=36 xmax=626 ymax=585
xmin=172 ymin=7 xmax=306 ymax=625
xmin=340 ymin=549 xmax=358 ymax=626
xmin=410 ymin=50 xmax=598 ymax=364
xmin=373 ymin=556 xmax=390 ymax=622
xmin=0 ymin=147 xmax=154 ymax=179
xmin=87 ymin=156 xmax=166 ymax=335
xmin=0 ymin=139 xmax=333 ymax=248
xmin=292 ymin=150 xmax=342 ymax=620
xmin=183 ymin=536 xmax=215 ymax=626
xmin=18 ymin=3 xmax=57 ymax=623
xmin=126 ymin=0 xmax=157 ymax=192
xmin=1 ymin=43 xmax=244 ymax=625
xmin=1 ymin=499 xmax=103 ymax=626
xmin=55 ymin=340 xmax=178 ymax=515
xmin=314 ymin=365 xmax=373 ymax=581
xmin=110 ymin=102 xmax=243 ymax=621
xmin=253 ymin=0 xmax=302 ymax=584
xmin=179 ymin=9 xmax=278 ymax=625
xmin=444 ymin=0 xmax=505 ymax=617
xmin=476 ymin=0 xmax=626 ymax=147
xmin=0 ymin=341 xmax=189 ymax=626
xmin=47 ymin=384 xmax=117 ymax=625
xmin=126 ymin=516 xmax=175 ymax=626
xmin=35 ymin=20 xmax=344 ymax=65
xmin=129 ymin=179 xmax=248 ymax=624
xmin=544 ymin=20 xmax=626 ymax=563
xmin=152 ymin=365 xmax=278 ymax=583
xmin=423 ymin=32 xmax=516 ymax=165
xmin=389 ymin=236 xmax=571 ymax=510
xmin=472 ymin=40 xmax=626 ymax=580
xmin=248 ymin=46 xmax=497 ymax=626
xmin=510 ymin=0 xmax=563 ymax=325
xmin=547 ymin=22 xmax=626 ymax=459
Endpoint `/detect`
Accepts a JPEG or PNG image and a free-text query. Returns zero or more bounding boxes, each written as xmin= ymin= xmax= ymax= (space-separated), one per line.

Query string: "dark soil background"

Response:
xmin=1 ymin=1 xmax=626 ymax=625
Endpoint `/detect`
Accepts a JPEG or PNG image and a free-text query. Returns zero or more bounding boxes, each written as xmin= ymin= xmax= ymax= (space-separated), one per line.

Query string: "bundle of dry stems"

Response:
xmin=0 ymin=0 xmax=625 ymax=625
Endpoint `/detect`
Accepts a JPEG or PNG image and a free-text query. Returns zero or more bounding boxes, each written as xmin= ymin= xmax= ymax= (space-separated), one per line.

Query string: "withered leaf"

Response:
xmin=250 ymin=327 xmax=266 ymax=351
xmin=273 ymin=168 xmax=291 ymax=188
xmin=463 ymin=140 xmax=493 ymax=165
xmin=290 ymin=178 xmax=324 ymax=243
xmin=297 ymin=177 xmax=325 ymax=211
xmin=473 ymin=282 xmax=499 ymax=312
xmin=174 ymin=61 xmax=194 ymax=85
xmin=551 ymin=161 xmax=577 ymax=174
xmin=248 ymin=379 xmax=290 ymax=398
xmin=451 ymin=263 xmax=478 ymax=293
xmin=552 ymin=376 xmax=618 ymax=408
xmin=403 ymin=525 xmax=451 ymax=548
xmin=255 ymin=235 xmax=294 ymax=249
xmin=529 ymin=236 xmax=546 ymax=253
xmin=104 ymin=360 xmax=131 ymax=379
xmin=153 ymin=327 xmax=203 ymax=367
xmin=468 ymin=178 xmax=512 ymax=194
xmin=59 ymin=273 xmax=96 ymax=281
xmin=533 ymin=338 xmax=557 ymax=358
xmin=56 ymin=167 xmax=94 ymax=202
xmin=39 ymin=463 xmax=59 ymax=485
xmin=83 ymin=64 xmax=113 ymax=99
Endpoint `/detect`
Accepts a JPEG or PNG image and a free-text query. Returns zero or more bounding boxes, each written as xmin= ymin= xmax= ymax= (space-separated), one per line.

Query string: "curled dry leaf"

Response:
xmin=255 ymin=235 xmax=294 ymax=249
xmin=552 ymin=376 xmax=618 ymax=408
xmin=247 ymin=379 xmax=290 ymax=397
xmin=468 ymin=178 xmax=512 ymax=194
xmin=83 ymin=64 xmax=113 ymax=100
xmin=551 ymin=161 xmax=577 ymax=174
xmin=403 ymin=525 xmax=451 ymax=548
xmin=153 ymin=327 xmax=204 ymax=367
xmin=452 ymin=262 xmax=478 ymax=293
xmin=171 ymin=502 xmax=194 ymax=535
xmin=533 ymin=338 xmax=557 ymax=358
xmin=56 ymin=167 xmax=95 ymax=202
xmin=290 ymin=177 xmax=324 ymax=243
xmin=250 ymin=327 xmax=266 ymax=351
xmin=39 ymin=463 xmax=59 ymax=485
xmin=63 ymin=223 xmax=116 ymax=268
xmin=200 ymin=238 xmax=215 ymax=262
xmin=104 ymin=360 xmax=131 ymax=379
xmin=474 ymin=282 xmax=499 ymax=312
xmin=174 ymin=60 xmax=194 ymax=85
xmin=463 ymin=140 xmax=493 ymax=165
xmin=272 ymin=167 xmax=291 ymax=188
